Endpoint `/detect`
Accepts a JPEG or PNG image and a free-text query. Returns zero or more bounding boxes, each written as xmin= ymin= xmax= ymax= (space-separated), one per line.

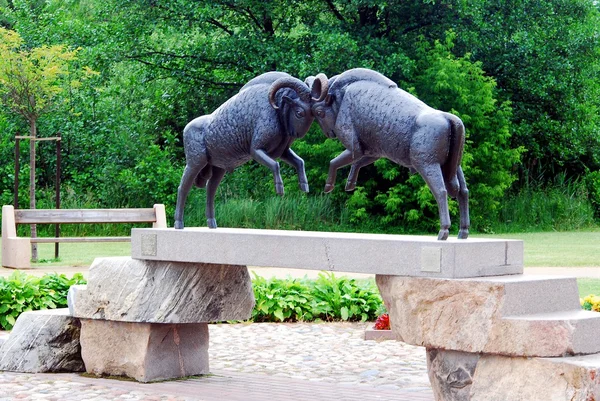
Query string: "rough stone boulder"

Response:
xmin=427 ymin=348 xmax=600 ymax=401
xmin=377 ymin=274 xmax=600 ymax=357
xmin=69 ymin=257 xmax=255 ymax=323
xmin=0 ymin=308 xmax=84 ymax=373
xmin=0 ymin=331 xmax=8 ymax=348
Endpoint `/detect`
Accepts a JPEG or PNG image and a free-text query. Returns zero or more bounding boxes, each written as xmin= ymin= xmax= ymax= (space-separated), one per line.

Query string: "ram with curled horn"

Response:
xmin=310 ymin=68 xmax=470 ymax=240
xmin=174 ymin=72 xmax=328 ymax=229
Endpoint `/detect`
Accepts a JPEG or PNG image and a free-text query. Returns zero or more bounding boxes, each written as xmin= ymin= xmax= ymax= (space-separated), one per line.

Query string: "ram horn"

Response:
xmin=268 ymin=77 xmax=312 ymax=110
xmin=311 ymin=73 xmax=329 ymax=102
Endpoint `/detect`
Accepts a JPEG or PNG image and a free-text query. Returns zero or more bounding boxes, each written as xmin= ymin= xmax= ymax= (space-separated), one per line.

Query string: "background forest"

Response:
xmin=0 ymin=0 xmax=599 ymax=235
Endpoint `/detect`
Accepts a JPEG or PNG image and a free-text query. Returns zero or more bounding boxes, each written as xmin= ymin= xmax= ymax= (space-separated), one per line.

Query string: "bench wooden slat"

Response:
xmin=30 ymin=237 xmax=131 ymax=243
xmin=14 ymin=208 xmax=158 ymax=224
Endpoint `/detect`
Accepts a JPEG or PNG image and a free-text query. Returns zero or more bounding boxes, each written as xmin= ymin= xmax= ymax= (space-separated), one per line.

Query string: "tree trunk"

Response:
xmin=29 ymin=119 xmax=37 ymax=262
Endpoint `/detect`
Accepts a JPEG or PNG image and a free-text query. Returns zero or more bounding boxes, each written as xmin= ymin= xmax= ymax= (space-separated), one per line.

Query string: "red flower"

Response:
xmin=374 ymin=313 xmax=390 ymax=330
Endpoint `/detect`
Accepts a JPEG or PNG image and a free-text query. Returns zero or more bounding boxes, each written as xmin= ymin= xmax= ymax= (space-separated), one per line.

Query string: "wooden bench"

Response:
xmin=1 ymin=204 xmax=167 ymax=269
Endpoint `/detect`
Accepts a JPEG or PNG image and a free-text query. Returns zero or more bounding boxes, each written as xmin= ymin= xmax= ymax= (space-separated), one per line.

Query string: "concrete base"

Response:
xmin=364 ymin=328 xmax=396 ymax=341
xmin=80 ymin=319 xmax=209 ymax=382
xmin=131 ymin=227 xmax=523 ymax=278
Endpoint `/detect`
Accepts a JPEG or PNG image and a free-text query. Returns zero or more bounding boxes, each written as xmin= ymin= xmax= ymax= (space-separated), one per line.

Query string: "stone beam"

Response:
xmin=131 ymin=228 xmax=523 ymax=279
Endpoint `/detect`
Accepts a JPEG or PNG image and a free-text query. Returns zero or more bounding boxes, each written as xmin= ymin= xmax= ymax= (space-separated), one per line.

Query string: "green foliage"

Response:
xmin=0 ymin=27 xmax=79 ymax=123
xmin=252 ymin=274 xmax=319 ymax=322
xmin=586 ymin=171 xmax=600 ymax=218
xmin=311 ymin=273 xmax=382 ymax=322
xmin=251 ymin=273 xmax=382 ymax=323
xmin=454 ymin=0 xmax=600 ymax=180
xmin=0 ymin=272 xmax=86 ymax=330
xmin=494 ymin=175 xmax=596 ymax=233
xmin=0 ymin=0 xmax=598 ymax=234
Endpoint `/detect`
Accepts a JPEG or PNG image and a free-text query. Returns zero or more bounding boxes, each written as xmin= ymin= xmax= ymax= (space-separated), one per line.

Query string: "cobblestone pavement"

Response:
xmin=0 ymin=322 xmax=432 ymax=400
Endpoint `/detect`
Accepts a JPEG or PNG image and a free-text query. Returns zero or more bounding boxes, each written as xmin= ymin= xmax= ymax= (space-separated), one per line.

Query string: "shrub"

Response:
xmin=252 ymin=274 xmax=322 ymax=322
xmin=311 ymin=273 xmax=382 ymax=322
xmin=0 ymin=272 xmax=86 ymax=330
xmin=251 ymin=273 xmax=382 ymax=323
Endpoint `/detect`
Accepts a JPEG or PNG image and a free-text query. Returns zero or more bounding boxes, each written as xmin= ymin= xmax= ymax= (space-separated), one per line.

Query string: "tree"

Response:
xmin=0 ymin=27 xmax=78 ymax=260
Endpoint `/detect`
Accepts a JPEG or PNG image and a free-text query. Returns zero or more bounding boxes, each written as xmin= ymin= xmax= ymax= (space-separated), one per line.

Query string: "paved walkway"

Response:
xmin=0 ymin=322 xmax=433 ymax=401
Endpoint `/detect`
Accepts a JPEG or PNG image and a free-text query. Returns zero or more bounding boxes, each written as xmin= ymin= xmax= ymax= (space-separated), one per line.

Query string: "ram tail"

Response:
xmin=442 ymin=112 xmax=465 ymax=193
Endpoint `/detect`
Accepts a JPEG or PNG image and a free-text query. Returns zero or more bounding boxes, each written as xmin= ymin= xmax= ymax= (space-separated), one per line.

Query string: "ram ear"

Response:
xmin=282 ymin=95 xmax=295 ymax=106
xmin=325 ymin=94 xmax=335 ymax=106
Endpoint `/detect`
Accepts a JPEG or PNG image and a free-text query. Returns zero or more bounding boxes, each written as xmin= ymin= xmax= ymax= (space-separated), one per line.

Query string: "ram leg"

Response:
xmin=325 ymin=149 xmax=356 ymax=193
xmin=416 ymin=164 xmax=450 ymax=240
xmin=346 ymin=156 xmax=378 ymax=191
xmin=252 ymin=148 xmax=284 ymax=195
xmin=456 ymin=166 xmax=470 ymax=239
xmin=205 ymin=167 xmax=226 ymax=229
xmin=280 ymin=148 xmax=309 ymax=193
xmin=175 ymin=159 xmax=207 ymax=229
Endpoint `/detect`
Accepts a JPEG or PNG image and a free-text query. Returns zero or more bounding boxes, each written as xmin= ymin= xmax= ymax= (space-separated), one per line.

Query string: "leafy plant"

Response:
xmin=0 ymin=272 xmax=86 ymax=330
xmin=251 ymin=274 xmax=320 ymax=322
xmin=311 ymin=273 xmax=382 ymax=322
xmin=251 ymin=273 xmax=383 ymax=323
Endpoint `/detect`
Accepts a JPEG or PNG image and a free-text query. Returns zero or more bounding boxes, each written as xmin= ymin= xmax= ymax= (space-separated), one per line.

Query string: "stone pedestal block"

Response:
xmin=377 ymin=274 xmax=600 ymax=357
xmin=0 ymin=309 xmax=84 ymax=373
xmin=80 ymin=319 xmax=209 ymax=382
xmin=427 ymin=348 xmax=600 ymax=401
xmin=69 ymin=257 xmax=254 ymax=323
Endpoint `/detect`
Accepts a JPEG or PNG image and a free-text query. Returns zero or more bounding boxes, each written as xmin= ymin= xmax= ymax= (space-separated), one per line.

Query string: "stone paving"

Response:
xmin=0 ymin=322 xmax=432 ymax=400
xmin=209 ymin=322 xmax=430 ymax=389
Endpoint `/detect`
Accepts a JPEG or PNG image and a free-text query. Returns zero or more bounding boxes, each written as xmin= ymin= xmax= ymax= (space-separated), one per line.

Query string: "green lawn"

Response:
xmin=485 ymin=231 xmax=600 ymax=267
xmin=31 ymin=242 xmax=131 ymax=267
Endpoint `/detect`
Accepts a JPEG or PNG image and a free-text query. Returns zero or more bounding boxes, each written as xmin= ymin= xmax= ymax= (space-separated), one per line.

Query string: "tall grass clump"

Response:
xmin=494 ymin=174 xmax=596 ymax=233
xmin=185 ymin=191 xmax=348 ymax=231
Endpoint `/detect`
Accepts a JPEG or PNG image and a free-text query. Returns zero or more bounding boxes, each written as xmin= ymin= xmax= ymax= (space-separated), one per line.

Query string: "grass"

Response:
xmin=577 ymin=279 xmax=600 ymax=298
xmin=26 ymin=242 xmax=130 ymax=267
xmin=485 ymin=231 xmax=600 ymax=267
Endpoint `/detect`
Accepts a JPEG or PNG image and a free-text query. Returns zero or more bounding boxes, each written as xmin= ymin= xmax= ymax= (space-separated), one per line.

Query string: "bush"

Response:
xmin=0 ymin=272 xmax=86 ymax=330
xmin=252 ymin=274 xmax=320 ymax=322
xmin=311 ymin=273 xmax=382 ymax=322
xmin=252 ymin=273 xmax=382 ymax=323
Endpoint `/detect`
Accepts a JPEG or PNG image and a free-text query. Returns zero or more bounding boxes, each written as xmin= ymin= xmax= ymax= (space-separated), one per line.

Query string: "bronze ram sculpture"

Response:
xmin=309 ymin=68 xmax=470 ymax=240
xmin=174 ymin=72 xmax=327 ymax=229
